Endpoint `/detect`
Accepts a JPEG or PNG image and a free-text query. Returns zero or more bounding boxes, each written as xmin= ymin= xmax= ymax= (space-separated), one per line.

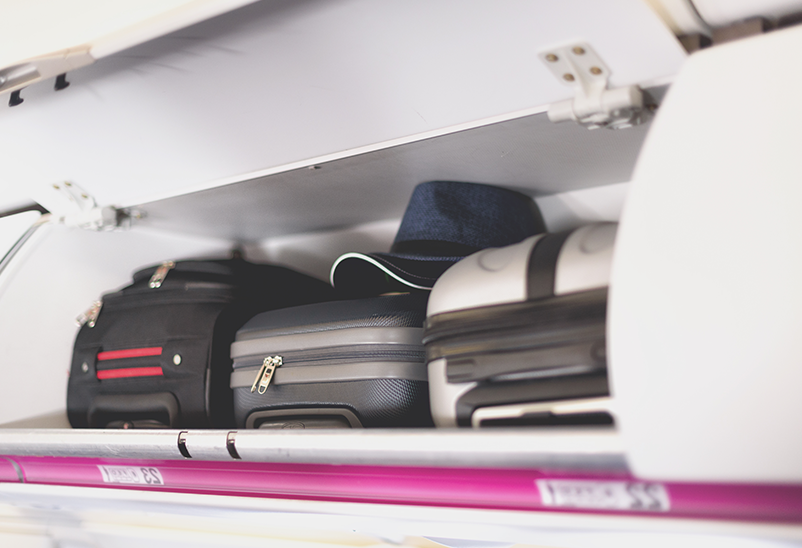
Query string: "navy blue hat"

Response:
xmin=330 ymin=181 xmax=546 ymax=296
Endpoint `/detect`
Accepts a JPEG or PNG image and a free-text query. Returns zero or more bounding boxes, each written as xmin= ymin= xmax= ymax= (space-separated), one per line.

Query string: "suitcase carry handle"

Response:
xmin=245 ymin=407 xmax=363 ymax=429
xmin=88 ymin=392 xmax=179 ymax=428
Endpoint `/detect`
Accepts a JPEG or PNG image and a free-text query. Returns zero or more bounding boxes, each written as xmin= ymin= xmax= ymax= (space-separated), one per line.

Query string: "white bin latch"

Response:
xmin=539 ymin=42 xmax=646 ymax=130
xmin=0 ymin=49 xmax=93 ymax=97
xmin=31 ymin=181 xmax=140 ymax=231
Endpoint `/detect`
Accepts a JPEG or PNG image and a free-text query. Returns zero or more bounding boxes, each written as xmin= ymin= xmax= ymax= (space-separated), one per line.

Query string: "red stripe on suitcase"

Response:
xmin=97 ymin=347 xmax=163 ymax=361
xmin=96 ymin=367 xmax=164 ymax=380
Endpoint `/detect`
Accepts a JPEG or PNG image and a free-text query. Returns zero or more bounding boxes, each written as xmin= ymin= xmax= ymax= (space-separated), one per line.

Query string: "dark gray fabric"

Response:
xmin=392 ymin=181 xmax=544 ymax=251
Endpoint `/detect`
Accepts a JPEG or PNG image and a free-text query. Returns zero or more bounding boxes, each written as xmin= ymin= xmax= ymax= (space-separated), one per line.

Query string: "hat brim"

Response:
xmin=330 ymin=252 xmax=462 ymax=295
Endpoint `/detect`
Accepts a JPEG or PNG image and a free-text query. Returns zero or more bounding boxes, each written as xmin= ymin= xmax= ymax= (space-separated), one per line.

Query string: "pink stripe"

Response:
xmin=96 ymin=367 xmax=164 ymax=380
xmin=5 ymin=456 xmax=802 ymax=523
xmin=97 ymin=347 xmax=163 ymax=361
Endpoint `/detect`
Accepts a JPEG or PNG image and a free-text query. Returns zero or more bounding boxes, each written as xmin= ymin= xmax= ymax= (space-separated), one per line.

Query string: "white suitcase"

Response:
xmin=424 ymin=223 xmax=617 ymax=428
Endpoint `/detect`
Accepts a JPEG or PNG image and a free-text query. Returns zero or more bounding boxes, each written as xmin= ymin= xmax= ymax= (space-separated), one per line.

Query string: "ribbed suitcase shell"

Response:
xmin=423 ymin=223 xmax=617 ymax=427
xmin=230 ymin=293 xmax=432 ymax=428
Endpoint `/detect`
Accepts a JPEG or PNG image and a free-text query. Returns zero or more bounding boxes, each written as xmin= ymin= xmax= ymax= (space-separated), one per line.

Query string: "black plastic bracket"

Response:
xmin=226 ymin=432 xmax=242 ymax=459
xmin=8 ymin=90 xmax=23 ymax=107
xmin=177 ymin=431 xmax=192 ymax=459
xmin=54 ymin=73 xmax=70 ymax=91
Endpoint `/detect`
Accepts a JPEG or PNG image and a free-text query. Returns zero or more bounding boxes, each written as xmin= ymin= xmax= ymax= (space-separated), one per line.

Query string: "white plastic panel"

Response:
xmin=130 ymin=111 xmax=651 ymax=243
xmin=536 ymin=182 xmax=632 ymax=232
xmin=0 ymin=1 xmax=259 ymax=99
xmin=0 ymin=0 xmax=686 ymax=211
xmin=0 ymin=0 xmax=257 ymax=69
xmin=609 ymin=25 xmax=802 ymax=482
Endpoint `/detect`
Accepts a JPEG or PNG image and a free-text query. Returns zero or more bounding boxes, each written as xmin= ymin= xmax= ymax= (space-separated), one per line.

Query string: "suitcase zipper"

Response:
xmin=149 ymin=261 xmax=176 ymax=289
xmin=236 ymin=345 xmax=424 ymax=368
xmin=251 ymin=356 xmax=283 ymax=394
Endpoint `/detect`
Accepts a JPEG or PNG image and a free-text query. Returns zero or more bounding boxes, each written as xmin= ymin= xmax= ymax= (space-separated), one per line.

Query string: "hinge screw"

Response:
xmin=590 ymin=66 xmax=603 ymax=75
xmin=545 ymin=53 xmax=558 ymax=62
xmin=81 ymin=363 xmax=89 ymax=373
xmin=572 ymin=46 xmax=586 ymax=55
xmin=173 ymin=354 xmax=182 ymax=366
xmin=563 ymin=73 xmax=575 ymax=82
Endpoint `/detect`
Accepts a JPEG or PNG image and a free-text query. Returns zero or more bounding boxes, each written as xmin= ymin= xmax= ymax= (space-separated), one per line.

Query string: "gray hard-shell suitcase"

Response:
xmin=423 ymin=223 xmax=617 ymax=428
xmin=230 ymin=293 xmax=433 ymax=428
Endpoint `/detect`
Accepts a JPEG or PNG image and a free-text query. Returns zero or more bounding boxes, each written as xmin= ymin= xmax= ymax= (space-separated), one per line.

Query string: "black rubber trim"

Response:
xmin=177 ymin=432 xmax=192 ymax=458
xmin=424 ymin=289 xmax=607 ymax=348
xmin=87 ymin=392 xmax=179 ymax=428
xmin=245 ymin=407 xmax=363 ymax=429
xmin=527 ymin=230 xmax=573 ymax=300
xmin=425 ymin=291 xmax=607 ymax=383
xmin=446 ymin=339 xmax=606 ymax=384
xmin=1 ymin=457 xmax=25 ymax=483
xmin=226 ymin=432 xmax=241 ymax=459
xmin=0 ymin=202 xmax=48 ymax=218
xmin=455 ymin=372 xmax=609 ymax=426
xmin=479 ymin=412 xmax=614 ymax=427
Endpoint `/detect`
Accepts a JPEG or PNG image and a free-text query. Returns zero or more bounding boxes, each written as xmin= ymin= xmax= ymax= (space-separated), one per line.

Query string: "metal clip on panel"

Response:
xmin=34 ymin=181 xmax=139 ymax=231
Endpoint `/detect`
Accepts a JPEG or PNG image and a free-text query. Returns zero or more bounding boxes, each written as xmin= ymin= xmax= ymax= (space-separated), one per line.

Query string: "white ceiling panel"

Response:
xmin=0 ymin=0 xmax=686 ymax=211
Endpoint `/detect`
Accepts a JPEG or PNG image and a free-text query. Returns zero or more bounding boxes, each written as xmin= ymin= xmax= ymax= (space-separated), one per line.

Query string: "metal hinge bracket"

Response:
xmin=539 ymin=42 xmax=646 ymax=130
xmin=31 ymin=181 xmax=142 ymax=231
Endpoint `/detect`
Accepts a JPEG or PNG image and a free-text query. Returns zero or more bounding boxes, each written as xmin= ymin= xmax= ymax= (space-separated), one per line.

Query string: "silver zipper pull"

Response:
xmin=149 ymin=260 xmax=176 ymax=289
xmin=251 ymin=356 xmax=282 ymax=394
xmin=250 ymin=362 xmax=267 ymax=393
xmin=76 ymin=300 xmax=103 ymax=328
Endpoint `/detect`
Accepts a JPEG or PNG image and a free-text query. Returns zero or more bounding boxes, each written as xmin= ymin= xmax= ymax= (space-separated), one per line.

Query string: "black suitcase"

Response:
xmin=68 ymin=258 xmax=335 ymax=429
xmin=423 ymin=223 xmax=617 ymax=428
xmin=230 ymin=293 xmax=432 ymax=429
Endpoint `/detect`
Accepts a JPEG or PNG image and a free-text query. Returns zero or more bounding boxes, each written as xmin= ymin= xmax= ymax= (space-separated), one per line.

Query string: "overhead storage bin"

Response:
xmin=1 ymin=0 xmax=802 ymax=545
